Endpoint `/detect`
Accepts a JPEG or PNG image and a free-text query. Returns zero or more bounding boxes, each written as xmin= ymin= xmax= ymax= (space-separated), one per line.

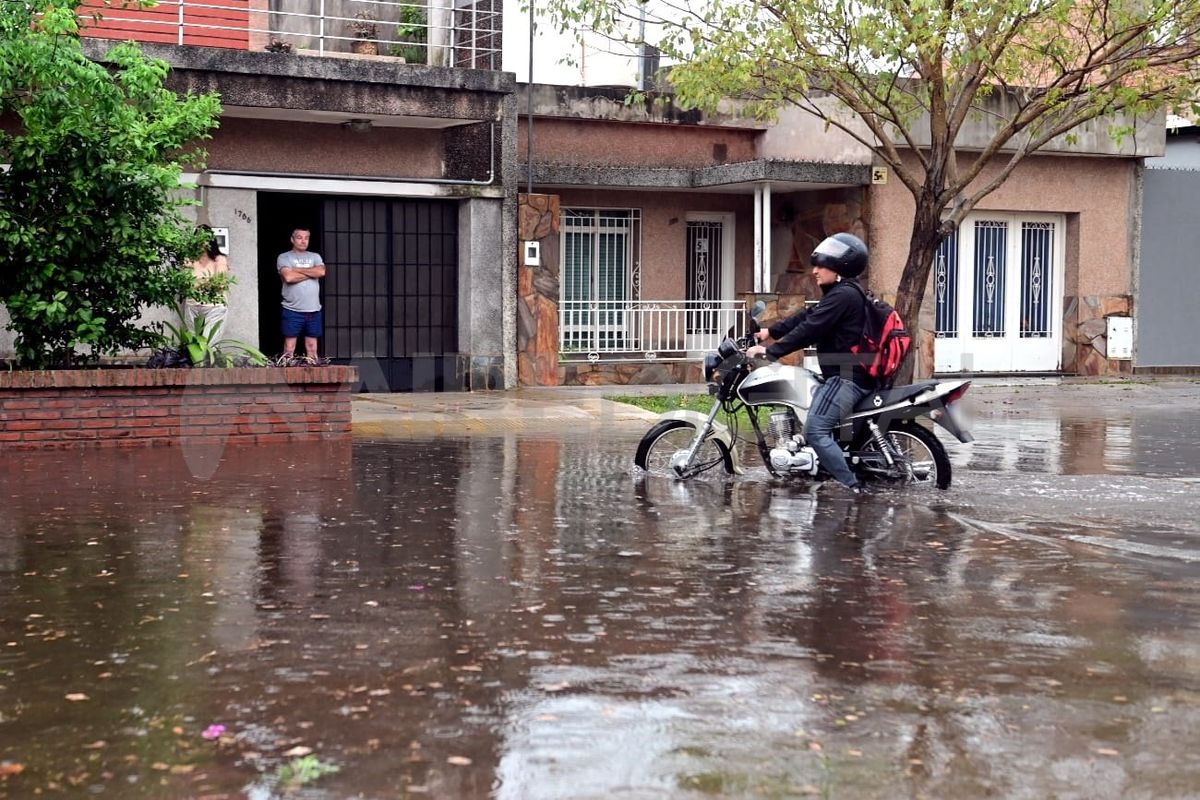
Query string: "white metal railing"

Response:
xmin=82 ymin=0 xmax=501 ymax=70
xmin=559 ymin=300 xmax=747 ymax=362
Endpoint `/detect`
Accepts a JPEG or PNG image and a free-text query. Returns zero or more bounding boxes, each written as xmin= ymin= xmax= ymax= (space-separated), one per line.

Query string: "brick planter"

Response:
xmin=0 ymin=366 xmax=358 ymax=450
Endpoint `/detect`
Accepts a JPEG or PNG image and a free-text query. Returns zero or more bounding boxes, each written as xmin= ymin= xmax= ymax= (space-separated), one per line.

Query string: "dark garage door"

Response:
xmin=321 ymin=197 xmax=463 ymax=392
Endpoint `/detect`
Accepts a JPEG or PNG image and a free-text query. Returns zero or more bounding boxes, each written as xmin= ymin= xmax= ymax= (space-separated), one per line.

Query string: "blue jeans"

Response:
xmin=805 ymin=376 xmax=870 ymax=488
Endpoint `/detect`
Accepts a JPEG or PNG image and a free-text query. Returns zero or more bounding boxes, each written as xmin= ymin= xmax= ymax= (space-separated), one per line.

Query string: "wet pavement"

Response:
xmin=2 ymin=380 xmax=1199 ymax=798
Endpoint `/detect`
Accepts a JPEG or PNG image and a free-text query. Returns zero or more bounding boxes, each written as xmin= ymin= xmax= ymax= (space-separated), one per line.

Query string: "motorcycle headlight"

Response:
xmin=717 ymin=338 xmax=740 ymax=360
xmin=703 ymin=352 xmax=722 ymax=382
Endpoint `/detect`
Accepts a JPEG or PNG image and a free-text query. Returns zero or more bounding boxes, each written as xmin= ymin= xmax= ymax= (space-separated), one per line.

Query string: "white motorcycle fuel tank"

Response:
xmin=737 ymin=364 xmax=822 ymax=411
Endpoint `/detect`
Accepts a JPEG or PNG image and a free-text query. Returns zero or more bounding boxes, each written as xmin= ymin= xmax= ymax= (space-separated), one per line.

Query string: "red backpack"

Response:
xmin=848 ymin=282 xmax=912 ymax=387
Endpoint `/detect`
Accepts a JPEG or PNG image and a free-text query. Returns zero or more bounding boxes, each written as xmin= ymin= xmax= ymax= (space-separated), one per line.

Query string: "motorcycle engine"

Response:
xmin=769 ymin=444 xmax=819 ymax=475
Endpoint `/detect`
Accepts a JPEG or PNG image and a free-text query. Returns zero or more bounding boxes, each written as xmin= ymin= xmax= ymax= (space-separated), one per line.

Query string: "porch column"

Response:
xmin=753 ymin=185 xmax=762 ymax=292
xmin=753 ymin=183 xmax=773 ymax=293
xmin=761 ymin=182 xmax=772 ymax=293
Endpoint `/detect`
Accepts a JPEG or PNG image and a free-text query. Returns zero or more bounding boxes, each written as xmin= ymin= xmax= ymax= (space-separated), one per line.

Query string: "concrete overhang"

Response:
xmin=82 ymin=40 xmax=516 ymax=128
xmin=519 ymin=83 xmax=768 ymax=130
xmin=521 ymin=159 xmax=870 ymax=193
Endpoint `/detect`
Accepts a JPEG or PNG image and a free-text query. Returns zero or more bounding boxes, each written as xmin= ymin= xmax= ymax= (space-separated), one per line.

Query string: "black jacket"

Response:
xmin=765 ymin=280 xmax=872 ymax=388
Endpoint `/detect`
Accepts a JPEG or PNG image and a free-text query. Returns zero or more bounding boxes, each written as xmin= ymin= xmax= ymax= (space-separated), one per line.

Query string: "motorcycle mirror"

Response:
xmin=749 ymin=300 xmax=767 ymax=322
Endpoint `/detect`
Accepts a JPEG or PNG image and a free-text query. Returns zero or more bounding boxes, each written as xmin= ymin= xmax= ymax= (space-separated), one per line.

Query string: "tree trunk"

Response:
xmin=892 ymin=196 xmax=945 ymax=384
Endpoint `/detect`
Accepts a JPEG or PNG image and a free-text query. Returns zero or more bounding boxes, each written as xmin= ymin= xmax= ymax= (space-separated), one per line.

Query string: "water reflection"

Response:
xmin=0 ymin=435 xmax=1197 ymax=799
xmin=953 ymin=408 xmax=1199 ymax=477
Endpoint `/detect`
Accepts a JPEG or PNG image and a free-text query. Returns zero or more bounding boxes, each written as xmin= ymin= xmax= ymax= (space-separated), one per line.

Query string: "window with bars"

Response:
xmin=560 ymin=208 xmax=641 ymax=351
xmin=1020 ymin=222 xmax=1054 ymax=338
xmin=973 ymin=219 xmax=1008 ymax=337
xmin=934 ymin=230 xmax=959 ymax=337
xmin=935 ymin=215 xmax=1060 ymax=342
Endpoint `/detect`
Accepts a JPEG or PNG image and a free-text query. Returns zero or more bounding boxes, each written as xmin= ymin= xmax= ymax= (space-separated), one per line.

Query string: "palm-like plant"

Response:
xmin=158 ymin=313 xmax=268 ymax=368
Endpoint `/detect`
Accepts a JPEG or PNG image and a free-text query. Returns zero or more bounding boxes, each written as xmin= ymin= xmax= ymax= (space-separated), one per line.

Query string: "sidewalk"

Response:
xmin=351 ymin=383 xmax=687 ymax=436
xmin=349 ymin=376 xmax=1199 ymax=437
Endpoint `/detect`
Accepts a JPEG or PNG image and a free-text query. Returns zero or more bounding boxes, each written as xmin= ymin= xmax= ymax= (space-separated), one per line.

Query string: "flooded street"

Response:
xmin=2 ymin=383 xmax=1199 ymax=798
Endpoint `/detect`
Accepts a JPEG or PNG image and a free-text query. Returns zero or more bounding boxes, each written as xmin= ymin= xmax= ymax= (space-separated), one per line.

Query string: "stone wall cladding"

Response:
xmin=559 ymin=362 xmax=703 ymax=386
xmin=1065 ymin=294 xmax=1134 ymax=377
xmin=517 ymin=193 xmax=562 ymax=387
xmin=0 ymin=367 xmax=357 ymax=451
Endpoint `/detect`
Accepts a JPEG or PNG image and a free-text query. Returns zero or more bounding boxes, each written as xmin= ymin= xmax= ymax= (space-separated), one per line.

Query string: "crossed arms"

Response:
xmin=280 ymin=264 xmax=326 ymax=284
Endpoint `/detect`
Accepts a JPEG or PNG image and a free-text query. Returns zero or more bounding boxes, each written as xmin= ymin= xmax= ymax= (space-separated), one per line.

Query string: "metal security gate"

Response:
xmin=1139 ymin=168 xmax=1200 ymax=367
xmin=934 ymin=213 xmax=1064 ymax=373
xmin=322 ymin=197 xmax=461 ymax=391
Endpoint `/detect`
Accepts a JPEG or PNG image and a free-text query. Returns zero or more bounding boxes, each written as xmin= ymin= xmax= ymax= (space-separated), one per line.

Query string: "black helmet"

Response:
xmin=810 ymin=232 xmax=868 ymax=279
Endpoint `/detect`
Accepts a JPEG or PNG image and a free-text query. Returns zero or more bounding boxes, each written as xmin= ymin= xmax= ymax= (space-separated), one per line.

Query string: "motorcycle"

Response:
xmin=633 ymin=302 xmax=973 ymax=489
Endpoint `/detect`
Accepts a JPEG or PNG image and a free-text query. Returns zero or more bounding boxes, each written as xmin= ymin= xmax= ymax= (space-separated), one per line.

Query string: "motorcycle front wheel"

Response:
xmin=634 ymin=420 xmax=735 ymax=478
xmin=858 ymin=422 xmax=952 ymax=490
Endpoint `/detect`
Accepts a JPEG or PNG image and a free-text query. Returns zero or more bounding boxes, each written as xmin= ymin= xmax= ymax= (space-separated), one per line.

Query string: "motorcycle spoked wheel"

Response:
xmin=634 ymin=420 xmax=736 ymax=478
xmin=856 ymin=422 xmax=952 ymax=490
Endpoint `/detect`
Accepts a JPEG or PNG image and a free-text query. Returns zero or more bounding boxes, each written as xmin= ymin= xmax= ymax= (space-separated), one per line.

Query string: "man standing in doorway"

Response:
xmin=277 ymin=227 xmax=326 ymax=361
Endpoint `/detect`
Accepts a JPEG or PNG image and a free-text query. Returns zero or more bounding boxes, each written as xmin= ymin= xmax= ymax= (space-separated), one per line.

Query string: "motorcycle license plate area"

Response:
xmin=934 ymin=401 xmax=974 ymax=443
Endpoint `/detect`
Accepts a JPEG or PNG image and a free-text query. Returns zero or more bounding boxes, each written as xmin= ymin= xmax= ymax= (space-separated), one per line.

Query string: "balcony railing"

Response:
xmin=80 ymin=0 xmax=501 ymax=70
xmin=560 ymin=300 xmax=747 ymax=362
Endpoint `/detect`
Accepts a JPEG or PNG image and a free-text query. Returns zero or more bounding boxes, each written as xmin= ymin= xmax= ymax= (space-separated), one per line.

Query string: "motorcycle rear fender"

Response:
xmin=654 ymin=409 xmax=744 ymax=475
xmin=845 ymin=381 xmax=974 ymax=443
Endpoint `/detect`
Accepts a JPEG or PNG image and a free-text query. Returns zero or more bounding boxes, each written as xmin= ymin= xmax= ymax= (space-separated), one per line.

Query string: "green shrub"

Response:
xmin=0 ymin=1 xmax=221 ymax=368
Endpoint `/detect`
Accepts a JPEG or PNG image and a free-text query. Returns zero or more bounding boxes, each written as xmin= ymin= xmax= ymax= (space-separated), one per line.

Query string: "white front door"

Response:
xmin=934 ymin=213 xmax=1064 ymax=373
xmin=684 ymin=213 xmax=735 ymax=352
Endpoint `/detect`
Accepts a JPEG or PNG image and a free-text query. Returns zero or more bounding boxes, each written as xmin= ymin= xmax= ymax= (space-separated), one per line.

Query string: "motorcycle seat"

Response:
xmin=854 ymin=381 xmax=940 ymax=412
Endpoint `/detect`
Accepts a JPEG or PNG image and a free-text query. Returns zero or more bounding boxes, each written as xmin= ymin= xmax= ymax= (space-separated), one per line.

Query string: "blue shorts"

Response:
xmin=281 ymin=307 xmax=323 ymax=339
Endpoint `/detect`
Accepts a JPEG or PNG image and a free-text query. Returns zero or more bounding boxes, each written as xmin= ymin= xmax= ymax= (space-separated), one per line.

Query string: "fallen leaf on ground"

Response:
xmin=447 ymin=756 xmax=472 ymax=766
xmin=65 ymin=693 xmax=89 ymax=702
xmin=282 ymin=746 xmax=313 ymax=758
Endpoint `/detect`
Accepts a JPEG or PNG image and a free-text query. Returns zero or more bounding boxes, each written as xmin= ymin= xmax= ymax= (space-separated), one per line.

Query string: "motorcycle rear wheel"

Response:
xmin=634 ymin=420 xmax=735 ymax=478
xmin=858 ymin=422 xmax=952 ymax=489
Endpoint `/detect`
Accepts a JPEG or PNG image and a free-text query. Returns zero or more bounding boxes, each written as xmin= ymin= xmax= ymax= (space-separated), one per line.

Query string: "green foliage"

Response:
xmin=390 ymin=3 xmax=427 ymax=63
xmin=161 ymin=314 xmax=268 ymax=368
xmin=185 ymin=271 xmax=236 ymax=306
xmin=275 ymin=755 xmax=340 ymax=790
xmin=0 ymin=0 xmax=222 ymax=369
xmin=607 ymin=393 xmax=755 ymax=429
xmin=544 ymin=0 xmax=1200 ymax=327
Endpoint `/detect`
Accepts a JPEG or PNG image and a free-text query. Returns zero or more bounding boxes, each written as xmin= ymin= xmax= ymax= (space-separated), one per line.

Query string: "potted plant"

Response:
xmin=349 ymin=11 xmax=379 ymax=55
xmin=389 ymin=3 xmax=427 ymax=63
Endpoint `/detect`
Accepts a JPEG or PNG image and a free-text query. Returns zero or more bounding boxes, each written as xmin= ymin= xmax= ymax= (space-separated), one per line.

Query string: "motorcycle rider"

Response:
xmin=746 ymin=232 xmax=872 ymax=491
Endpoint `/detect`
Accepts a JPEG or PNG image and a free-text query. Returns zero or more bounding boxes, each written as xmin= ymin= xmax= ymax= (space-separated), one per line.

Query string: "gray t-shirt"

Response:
xmin=277 ymin=250 xmax=325 ymax=312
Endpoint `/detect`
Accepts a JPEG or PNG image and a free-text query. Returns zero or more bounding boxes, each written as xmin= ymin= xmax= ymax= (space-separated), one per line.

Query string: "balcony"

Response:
xmin=80 ymin=0 xmax=501 ymax=70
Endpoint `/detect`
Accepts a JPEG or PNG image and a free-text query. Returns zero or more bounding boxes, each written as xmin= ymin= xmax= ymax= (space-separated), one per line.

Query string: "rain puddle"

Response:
xmin=0 ymin=428 xmax=1198 ymax=799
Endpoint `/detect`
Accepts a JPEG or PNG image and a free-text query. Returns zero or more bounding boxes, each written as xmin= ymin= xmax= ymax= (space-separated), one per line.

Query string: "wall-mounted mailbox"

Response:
xmin=1107 ymin=316 xmax=1133 ymax=359
xmin=523 ymin=241 xmax=540 ymax=267
xmin=211 ymin=227 xmax=230 ymax=256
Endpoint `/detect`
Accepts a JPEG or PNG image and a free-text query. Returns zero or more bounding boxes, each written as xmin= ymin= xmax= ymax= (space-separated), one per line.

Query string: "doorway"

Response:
xmin=933 ymin=213 xmax=1065 ymax=373
xmin=258 ymin=193 xmax=462 ymax=391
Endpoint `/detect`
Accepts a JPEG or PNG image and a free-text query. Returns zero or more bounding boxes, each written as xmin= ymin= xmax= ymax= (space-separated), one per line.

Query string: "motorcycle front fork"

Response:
xmin=676 ymin=398 xmax=724 ymax=475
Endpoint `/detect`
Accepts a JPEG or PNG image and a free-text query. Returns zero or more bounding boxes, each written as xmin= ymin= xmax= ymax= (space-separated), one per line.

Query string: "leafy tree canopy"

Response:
xmin=544 ymin=0 xmax=1200 ymax=335
xmin=0 ymin=1 xmax=222 ymax=368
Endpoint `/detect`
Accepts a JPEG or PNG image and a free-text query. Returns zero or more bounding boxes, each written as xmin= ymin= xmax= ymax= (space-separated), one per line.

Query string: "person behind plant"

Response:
xmin=277 ymin=227 xmax=326 ymax=361
xmin=746 ymin=232 xmax=873 ymax=493
xmin=183 ymin=224 xmax=233 ymax=343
